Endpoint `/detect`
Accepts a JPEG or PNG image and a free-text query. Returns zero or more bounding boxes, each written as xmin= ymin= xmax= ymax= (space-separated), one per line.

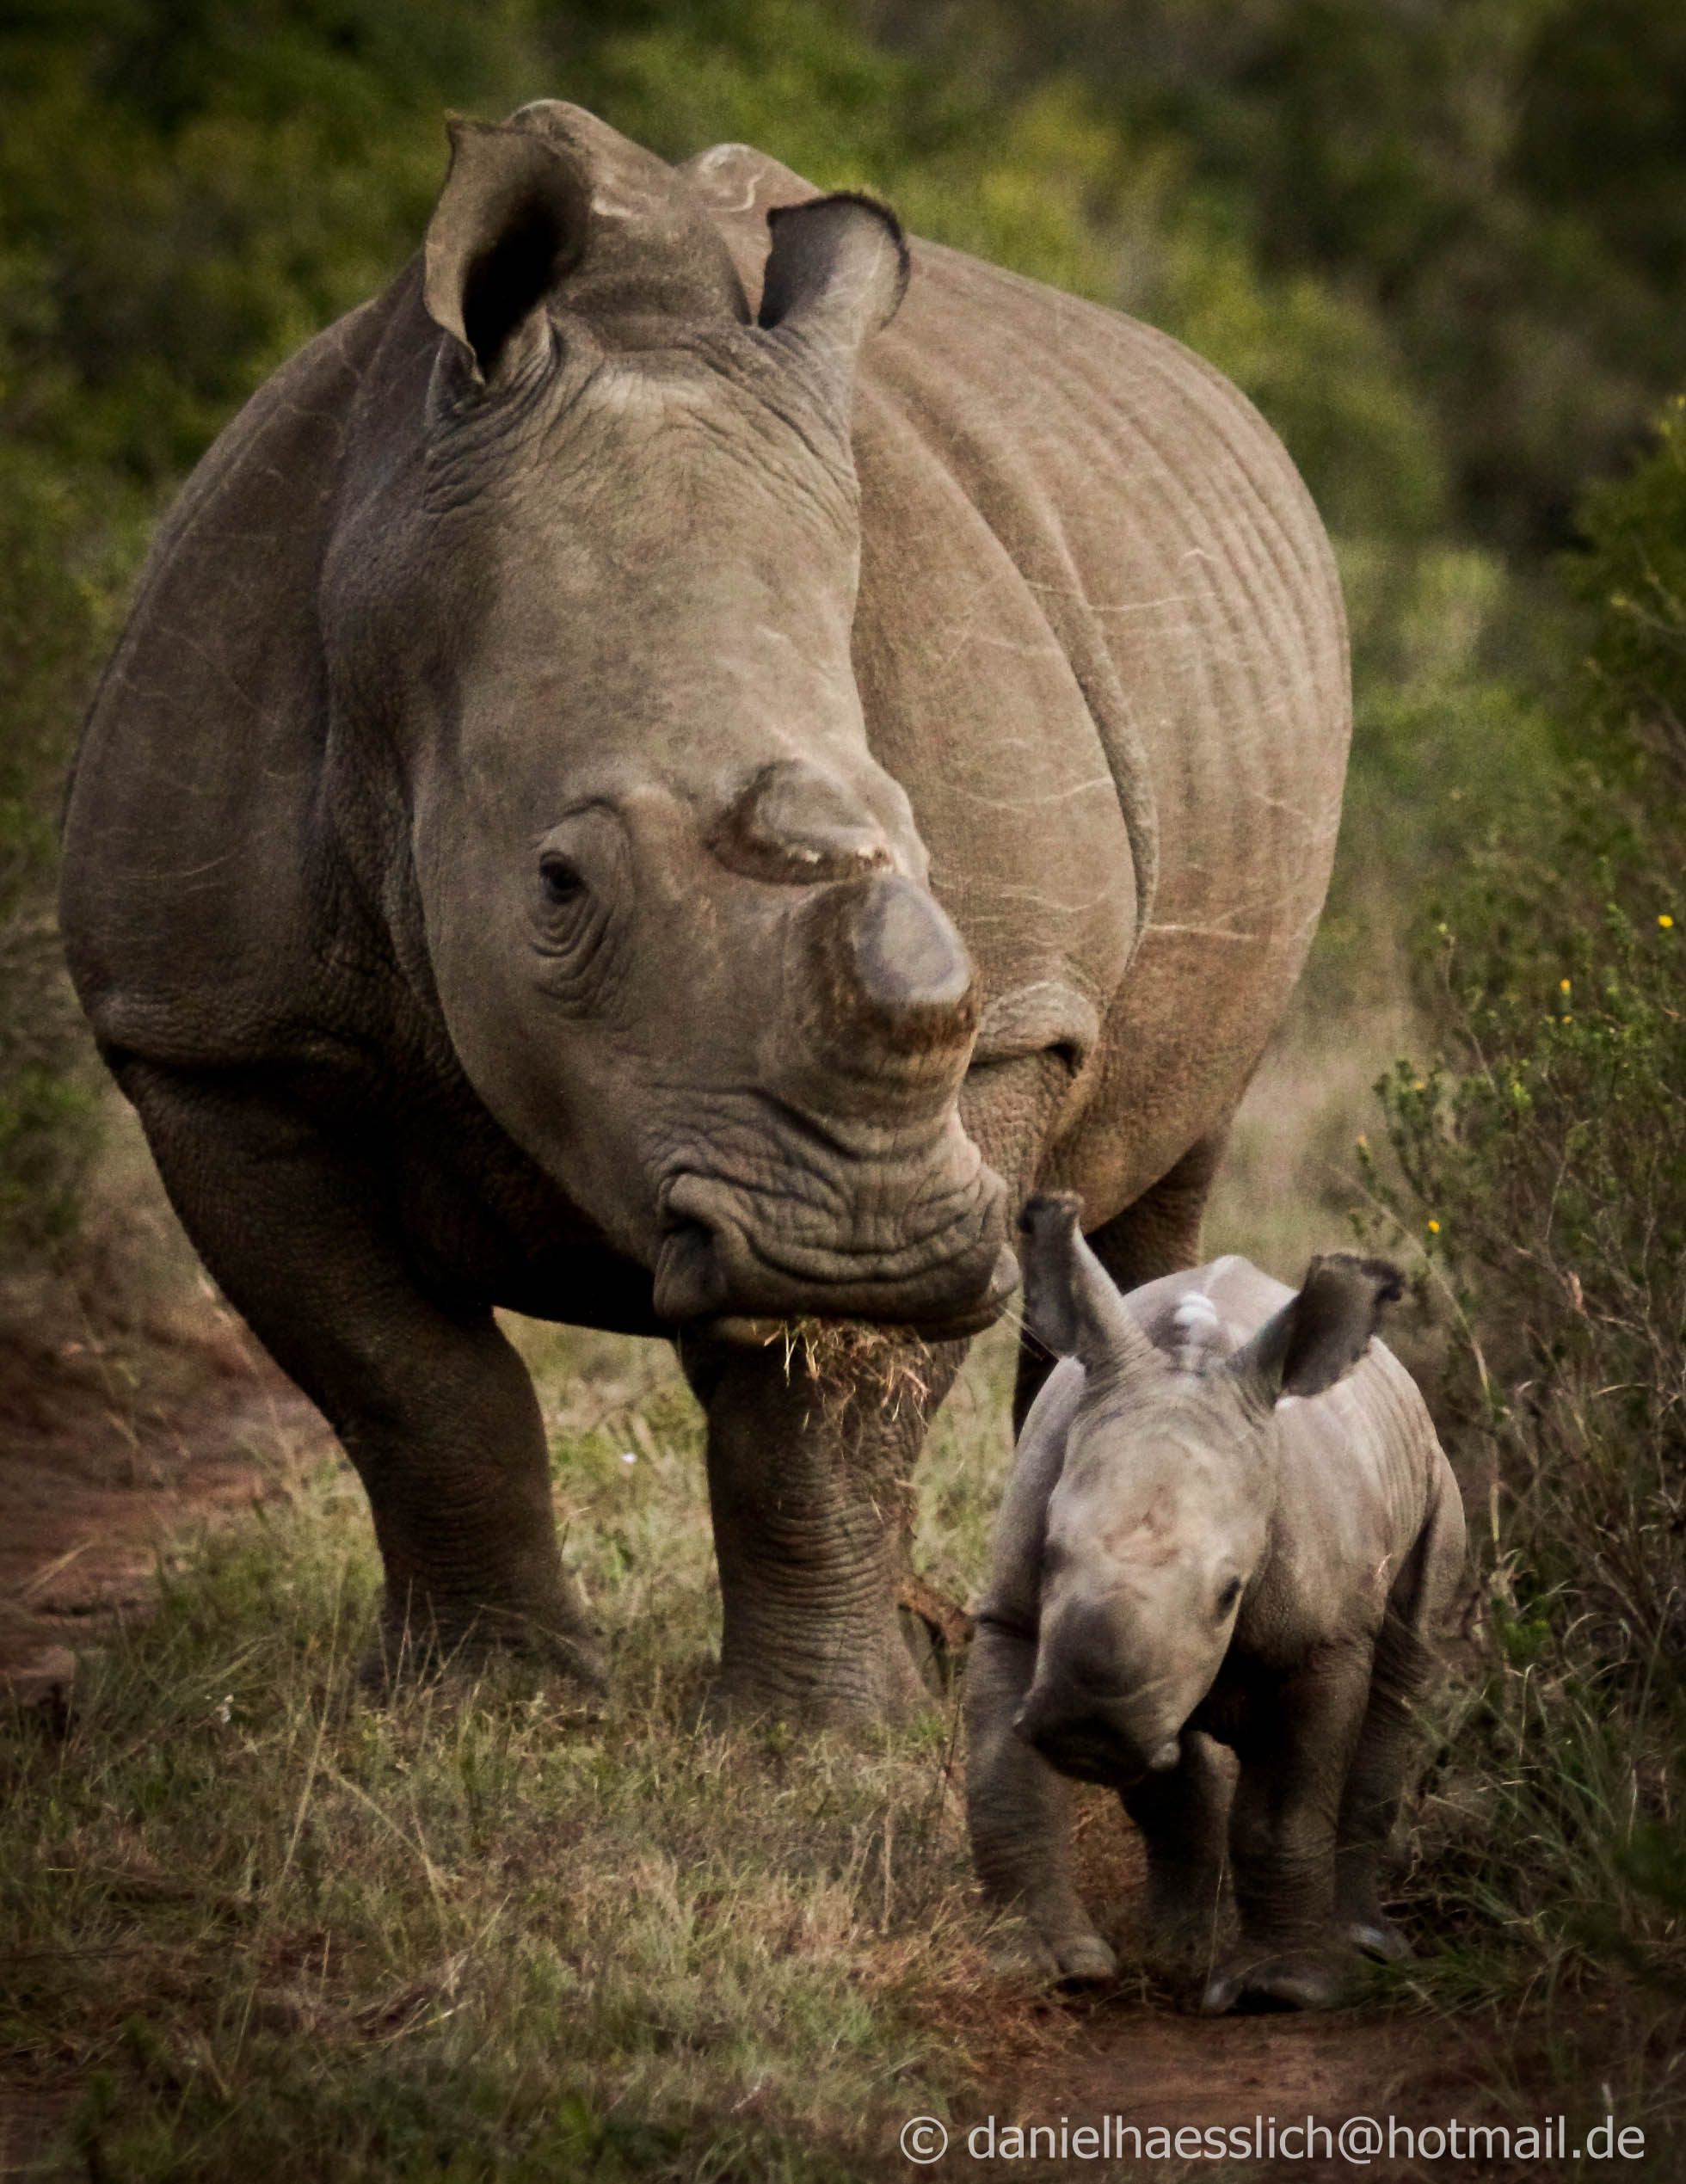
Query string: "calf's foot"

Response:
xmin=1200 ymin=1946 xmax=1355 ymax=2015
xmin=985 ymin=1913 xmax=1117 ymax=1986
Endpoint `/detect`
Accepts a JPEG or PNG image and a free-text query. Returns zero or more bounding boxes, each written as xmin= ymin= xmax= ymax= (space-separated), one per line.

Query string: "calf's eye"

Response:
xmin=1215 ymin=1577 xmax=1242 ymax=1619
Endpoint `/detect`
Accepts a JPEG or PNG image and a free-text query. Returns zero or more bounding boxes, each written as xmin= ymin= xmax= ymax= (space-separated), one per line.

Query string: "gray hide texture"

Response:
xmin=60 ymin=104 xmax=1351 ymax=1724
xmin=967 ymin=1196 xmax=1465 ymax=2010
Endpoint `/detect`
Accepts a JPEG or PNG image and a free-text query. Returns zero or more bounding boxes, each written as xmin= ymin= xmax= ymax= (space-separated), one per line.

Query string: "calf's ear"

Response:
xmin=1018 ymin=1194 xmax=1159 ymax=1382
xmin=1228 ymin=1253 xmax=1404 ymax=1408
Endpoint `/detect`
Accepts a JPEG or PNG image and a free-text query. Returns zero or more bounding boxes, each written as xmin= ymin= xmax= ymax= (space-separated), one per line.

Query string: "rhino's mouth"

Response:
xmin=651 ymin=1166 xmax=1017 ymax=1334
xmin=1014 ymin=1706 xmax=1150 ymax=1786
xmin=1013 ymin=1681 xmax=1185 ymax=1785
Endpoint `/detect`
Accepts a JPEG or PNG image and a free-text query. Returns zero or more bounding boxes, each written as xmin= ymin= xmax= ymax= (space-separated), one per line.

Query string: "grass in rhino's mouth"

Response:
xmin=774 ymin=1314 xmax=937 ymax=1417
xmin=686 ymin=1310 xmax=944 ymax=1415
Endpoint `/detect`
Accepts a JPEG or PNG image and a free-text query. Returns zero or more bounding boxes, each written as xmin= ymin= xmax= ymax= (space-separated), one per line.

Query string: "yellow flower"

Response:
xmin=1560 ymin=977 xmax=1572 ymax=994
xmin=1427 ymin=1219 xmax=1441 ymax=1234
xmin=1561 ymin=1014 xmax=1573 ymax=1025
xmin=1660 ymin=914 xmax=1675 ymax=930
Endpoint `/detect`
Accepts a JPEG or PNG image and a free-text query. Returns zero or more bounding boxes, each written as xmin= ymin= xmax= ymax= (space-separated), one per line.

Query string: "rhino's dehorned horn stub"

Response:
xmin=800 ymin=872 xmax=977 ymax=1080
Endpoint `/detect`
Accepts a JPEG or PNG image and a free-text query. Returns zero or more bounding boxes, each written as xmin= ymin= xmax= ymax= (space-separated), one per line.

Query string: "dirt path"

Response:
xmin=0 ymin=1293 xmax=334 ymax=1706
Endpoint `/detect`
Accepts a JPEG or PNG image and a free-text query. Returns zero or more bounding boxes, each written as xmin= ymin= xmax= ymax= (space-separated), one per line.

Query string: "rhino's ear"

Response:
xmin=423 ymin=117 xmax=591 ymax=393
xmin=1228 ymin=1254 xmax=1404 ymax=1409
xmin=758 ymin=194 xmax=909 ymax=379
xmin=1019 ymin=1194 xmax=1160 ymax=1381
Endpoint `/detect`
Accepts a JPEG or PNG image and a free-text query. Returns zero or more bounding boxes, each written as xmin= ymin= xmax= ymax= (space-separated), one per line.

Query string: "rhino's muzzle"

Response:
xmin=1012 ymin=1684 xmax=1183 ymax=1784
xmin=651 ymin=1166 xmax=1016 ymax=1331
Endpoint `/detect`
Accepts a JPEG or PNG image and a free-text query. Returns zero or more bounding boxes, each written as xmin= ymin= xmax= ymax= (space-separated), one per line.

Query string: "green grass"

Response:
xmin=9 ymin=972 xmax=1686 ymax=2177
xmin=0 ymin=1320 xmax=1031 ymax=2184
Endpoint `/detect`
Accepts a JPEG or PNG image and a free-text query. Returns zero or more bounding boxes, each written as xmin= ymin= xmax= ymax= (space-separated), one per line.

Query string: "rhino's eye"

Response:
xmin=1215 ymin=1577 xmax=1242 ymax=1620
xmin=530 ymin=808 xmax=624 ymax=990
xmin=540 ymin=855 xmax=588 ymax=907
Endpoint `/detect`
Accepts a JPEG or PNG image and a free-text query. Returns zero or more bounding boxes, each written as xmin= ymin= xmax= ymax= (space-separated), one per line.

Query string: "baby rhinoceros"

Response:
xmin=966 ymin=1194 xmax=1464 ymax=2014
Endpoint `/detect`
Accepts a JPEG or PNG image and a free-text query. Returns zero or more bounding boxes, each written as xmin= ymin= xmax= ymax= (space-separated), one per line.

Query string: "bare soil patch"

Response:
xmin=0 ymin=1281 xmax=332 ymax=1707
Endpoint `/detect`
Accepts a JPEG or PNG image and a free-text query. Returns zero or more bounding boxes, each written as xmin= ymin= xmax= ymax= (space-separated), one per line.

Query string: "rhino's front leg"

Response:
xmin=1119 ymin=1731 xmax=1232 ymax=1970
xmin=1203 ymin=1651 xmax=1373 ymax=2014
xmin=120 ymin=1065 xmax=603 ymax=1688
xmin=963 ymin=1621 xmax=1117 ymax=1982
xmin=680 ymin=1331 xmax=964 ymax=1727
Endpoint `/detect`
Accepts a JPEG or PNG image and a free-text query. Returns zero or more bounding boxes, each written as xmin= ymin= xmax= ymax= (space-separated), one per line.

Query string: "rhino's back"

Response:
xmin=688 ymin=146 xmax=1349 ymax=1222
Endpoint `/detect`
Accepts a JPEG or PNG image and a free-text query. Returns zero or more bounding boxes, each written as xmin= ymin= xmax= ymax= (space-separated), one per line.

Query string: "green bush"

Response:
xmin=1367 ymin=402 xmax=1686 ymax=2007
xmin=0 ymin=446 xmax=126 ymax=1253
xmin=1566 ymin=391 xmax=1686 ymax=773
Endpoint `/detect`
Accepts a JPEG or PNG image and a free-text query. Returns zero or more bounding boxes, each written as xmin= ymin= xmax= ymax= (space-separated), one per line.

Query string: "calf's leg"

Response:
xmin=964 ymin=1622 xmax=1117 ymax=1980
xmin=1204 ymin=1651 xmax=1373 ymax=2013
xmin=1334 ymin=1491 xmax=1463 ymax=1955
xmin=1120 ymin=1731 xmax=1232 ymax=1967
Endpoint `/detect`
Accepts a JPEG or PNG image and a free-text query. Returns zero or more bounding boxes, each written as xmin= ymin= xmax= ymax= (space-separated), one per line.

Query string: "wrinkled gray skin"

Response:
xmin=59 ymin=103 xmax=1350 ymax=1725
xmin=967 ymin=1197 xmax=1464 ymax=2011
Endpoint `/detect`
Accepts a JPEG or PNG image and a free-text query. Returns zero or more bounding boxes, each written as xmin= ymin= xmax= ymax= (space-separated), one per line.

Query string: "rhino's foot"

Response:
xmin=697 ymin=1677 xmax=931 ymax=1734
xmin=1143 ymin=1870 xmax=1229 ymax=1970
xmin=984 ymin=1915 xmax=1117 ymax=1987
xmin=360 ymin=1600 xmax=607 ymax=1701
xmin=1345 ymin=1912 xmax=1413 ymax=1963
xmin=1200 ymin=1947 xmax=1352 ymax=2015
xmin=701 ymin=1627 xmax=934 ymax=1732
xmin=1051 ymin=1929 xmax=1120 ymax=1985
xmin=1143 ymin=1911 xmax=1226 ymax=1989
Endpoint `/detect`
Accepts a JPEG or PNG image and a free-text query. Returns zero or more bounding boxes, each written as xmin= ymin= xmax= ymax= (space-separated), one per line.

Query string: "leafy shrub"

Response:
xmin=0 ymin=448 xmax=126 ymax=1256
xmin=1566 ymin=391 xmax=1686 ymax=776
xmin=1366 ymin=402 xmax=1686 ymax=2004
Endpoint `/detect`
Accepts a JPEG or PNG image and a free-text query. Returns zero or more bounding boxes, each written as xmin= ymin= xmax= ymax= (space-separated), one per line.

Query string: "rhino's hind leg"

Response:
xmin=1333 ymin=1492 xmax=1462 ymax=1959
xmin=119 ymin=1063 xmax=603 ymax=1691
xmin=680 ymin=1329 xmax=965 ymax=1728
xmin=1203 ymin=1650 xmax=1372 ymax=2015
xmin=1330 ymin=1615 xmax=1429 ymax=1962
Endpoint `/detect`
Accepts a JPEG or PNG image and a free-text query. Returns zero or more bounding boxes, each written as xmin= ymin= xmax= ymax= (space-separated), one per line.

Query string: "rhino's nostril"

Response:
xmin=652 ymin=1216 xmax=729 ymax=1321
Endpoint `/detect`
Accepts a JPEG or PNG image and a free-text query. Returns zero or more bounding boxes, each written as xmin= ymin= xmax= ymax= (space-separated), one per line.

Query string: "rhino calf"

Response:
xmin=966 ymin=1195 xmax=1464 ymax=2012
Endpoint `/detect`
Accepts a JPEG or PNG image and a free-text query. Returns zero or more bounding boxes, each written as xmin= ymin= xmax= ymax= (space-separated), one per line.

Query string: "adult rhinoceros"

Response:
xmin=60 ymin=102 xmax=1349 ymax=1726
